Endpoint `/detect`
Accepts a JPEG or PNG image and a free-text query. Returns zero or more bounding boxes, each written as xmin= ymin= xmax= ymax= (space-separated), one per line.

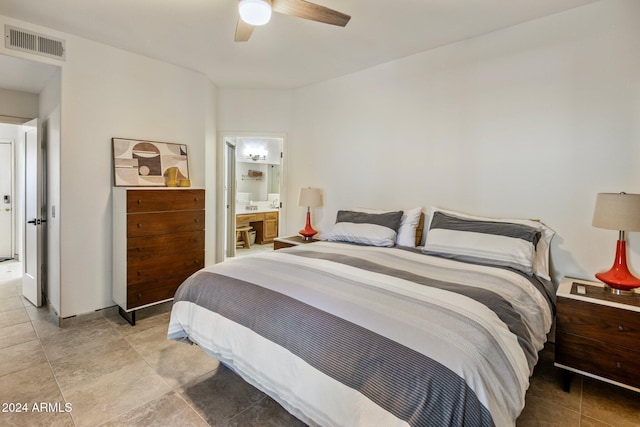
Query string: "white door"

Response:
xmin=23 ymin=119 xmax=42 ymax=307
xmin=225 ymin=141 xmax=236 ymax=258
xmin=0 ymin=141 xmax=13 ymax=259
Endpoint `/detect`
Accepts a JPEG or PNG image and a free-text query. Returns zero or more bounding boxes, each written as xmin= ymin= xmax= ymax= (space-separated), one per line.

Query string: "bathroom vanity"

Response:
xmin=236 ymin=209 xmax=279 ymax=244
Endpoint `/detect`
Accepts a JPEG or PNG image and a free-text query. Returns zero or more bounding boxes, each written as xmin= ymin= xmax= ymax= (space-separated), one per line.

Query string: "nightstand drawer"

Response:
xmin=274 ymin=240 xmax=295 ymax=250
xmin=274 ymin=236 xmax=319 ymax=250
xmin=557 ymin=297 xmax=640 ymax=348
xmin=556 ymin=332 xmax=640 ymax=389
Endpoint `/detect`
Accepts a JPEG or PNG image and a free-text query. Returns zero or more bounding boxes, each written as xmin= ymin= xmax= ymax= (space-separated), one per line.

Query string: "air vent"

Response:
xmin=5 ymin=25 xmax=65 ymax=61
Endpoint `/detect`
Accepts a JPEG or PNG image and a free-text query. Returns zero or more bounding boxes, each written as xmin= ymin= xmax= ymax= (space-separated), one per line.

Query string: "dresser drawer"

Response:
xmin=556 ymin=332 xmax=640 ymax=389
xmin=557 ymin=297 xmax=640 ymax=348
xmin=264 ymin=212 xmax=278 ymax=220
xmin=127 ymin=231 xmax=204 ymax=260
xmin=127 ymin=211 xmax=204 ymax=237
xmin=236 ymin=213 xmax=259 ymax=225
xmin=127 ymin=250 xmax=204 ymax=285
xmin=127 ymin=189 xmax=204 ymax=213
xmin=126 ymin=274 xmax=193 ymax=310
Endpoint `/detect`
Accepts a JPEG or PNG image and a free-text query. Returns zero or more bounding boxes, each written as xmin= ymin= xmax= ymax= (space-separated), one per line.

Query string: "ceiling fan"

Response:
xmin=235 ymin=0 xmax=351 ymax=42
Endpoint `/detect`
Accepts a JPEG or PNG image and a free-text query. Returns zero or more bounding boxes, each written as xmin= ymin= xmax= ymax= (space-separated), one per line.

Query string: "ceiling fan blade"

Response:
xmin=235 ymin=17 xmax=255 ymax=42
xmin=272 ymin=0 xmax=351 ymax=27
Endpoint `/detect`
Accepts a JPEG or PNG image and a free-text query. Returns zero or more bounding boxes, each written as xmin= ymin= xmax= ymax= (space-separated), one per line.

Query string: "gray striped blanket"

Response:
xmin=168 ymin=241 xmax=554 ymax=427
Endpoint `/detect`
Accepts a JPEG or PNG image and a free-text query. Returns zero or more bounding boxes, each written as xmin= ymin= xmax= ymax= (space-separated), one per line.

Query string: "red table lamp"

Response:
xmin=592 ymin=192 xmax=640 ymax=294
xmin=298 ymin=187 xmax=322 ymax=241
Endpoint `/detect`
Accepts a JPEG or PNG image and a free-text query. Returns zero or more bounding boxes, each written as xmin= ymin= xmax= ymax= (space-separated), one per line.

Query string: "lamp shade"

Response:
xmin=298 ymin=187 xmax=322 ymax=208
xmin=592 ymin=193 xmax=640 ymax=231
xmin=238 ymin=0 xmax=272 ymax=26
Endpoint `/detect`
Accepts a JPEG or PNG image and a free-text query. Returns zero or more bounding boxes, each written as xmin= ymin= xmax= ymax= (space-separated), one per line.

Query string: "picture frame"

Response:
xmin=112 ymin=138 xmax=189 ymax=187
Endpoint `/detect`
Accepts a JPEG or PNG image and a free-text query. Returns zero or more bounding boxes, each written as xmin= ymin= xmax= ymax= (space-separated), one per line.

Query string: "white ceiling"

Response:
xmin=0 ymin=0 xmax=599 ymax=91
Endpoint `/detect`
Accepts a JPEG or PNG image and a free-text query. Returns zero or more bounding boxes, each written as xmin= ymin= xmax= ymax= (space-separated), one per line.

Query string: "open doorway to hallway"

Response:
xmin=0 ymin=53 xmax=61 ymax=317
xmin=0 ymin=139 xmax=15 ymax=261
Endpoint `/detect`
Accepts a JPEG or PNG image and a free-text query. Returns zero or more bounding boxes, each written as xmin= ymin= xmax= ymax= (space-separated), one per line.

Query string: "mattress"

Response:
xmin=168 ymin=241 xmax=554 ymax=426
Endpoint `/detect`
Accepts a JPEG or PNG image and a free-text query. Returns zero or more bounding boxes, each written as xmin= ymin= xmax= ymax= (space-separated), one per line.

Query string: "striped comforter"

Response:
xmin=168 ymin=241 xmax=554 ymax=427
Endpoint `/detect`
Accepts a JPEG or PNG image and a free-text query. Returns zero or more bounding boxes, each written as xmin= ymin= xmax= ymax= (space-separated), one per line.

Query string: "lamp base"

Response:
xmin=603 ymin=285 xmax=636 ymax=296
xmin=595 ymin=240 xmax=640 ymax=294
xmin=299 ymin=211 xmax=318 ymax=241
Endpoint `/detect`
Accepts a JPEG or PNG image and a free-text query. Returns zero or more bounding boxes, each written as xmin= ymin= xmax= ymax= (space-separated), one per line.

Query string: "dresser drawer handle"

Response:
xmin=616 ymin=361 xmax=622 ymax=369
xmin=194 ymin=198 xmax=199 ymax=202
xmin=618 ymin=325 xmax=625 ymax=332
xmin=137 ymin=293 xmax=142 ymax=299
xmin=194 ymin=259 xmax=200 ymax=264
xmin=194 ymin=219 xmax=200 ymax=223
xmin=136 ymin=247 xmax=141 ymax=252
xmin=137 ymin=223 xmax=142 ymax=228
xmin=137 ymin=200 xmax=142 ymax=204
xmin=137 ymin=270 xmax=142 ymax=276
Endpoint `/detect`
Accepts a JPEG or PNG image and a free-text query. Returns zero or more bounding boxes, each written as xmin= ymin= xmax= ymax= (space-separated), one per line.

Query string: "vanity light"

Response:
xmin=239 ymin=0 xmax=272 ymax=26
xmin=247 ymin=154 xmax=267 ymax=161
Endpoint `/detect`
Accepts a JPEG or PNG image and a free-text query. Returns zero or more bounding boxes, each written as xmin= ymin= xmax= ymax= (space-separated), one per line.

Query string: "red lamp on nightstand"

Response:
xmin=592 ymin=192 xmax=640 ymax=294
xmin=298 ymin=187 xmax=322 ymax=241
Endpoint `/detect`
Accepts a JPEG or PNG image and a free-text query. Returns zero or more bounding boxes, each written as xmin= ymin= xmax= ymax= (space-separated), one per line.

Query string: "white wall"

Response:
xmin=0 ymin=88 xmax=38 ymax=121
xmin=205 ymin=82 xmax=218 ymax=268
xmin=0 ymin=15 xmax=217 ymax=317
xmin=217 ymin=89 xmax=293 ymax=133
xmin=40 ymin=68 xmax=62 ymax=317
xmin=288 ymin=0 xmax=640 ymax=282
xmin=216 ymin=89 xmax=293 ymax=259
xmin=57 ymin=32 xmax=216 ymax=317
xmin=2 ymin=0 xmax=637 ymax=316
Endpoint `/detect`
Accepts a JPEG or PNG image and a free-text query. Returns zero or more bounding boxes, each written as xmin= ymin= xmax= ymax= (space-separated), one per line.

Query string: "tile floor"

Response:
xmin=1 ymin=259 xmax=639 ymax=426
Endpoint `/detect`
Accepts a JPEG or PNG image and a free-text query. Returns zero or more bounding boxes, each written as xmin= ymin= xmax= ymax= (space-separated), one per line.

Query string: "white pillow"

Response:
xmin=424 ymin=207 xmax=555 ymax=280
xmin=353 ymin=207 xmax=423 ymax=247
xmin=328 ymin=210 xmax=404 ymax=247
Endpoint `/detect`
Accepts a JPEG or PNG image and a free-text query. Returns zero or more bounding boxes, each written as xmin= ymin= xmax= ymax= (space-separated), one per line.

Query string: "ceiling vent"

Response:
xmin=5 ymin=25 xmax=66 ymax=61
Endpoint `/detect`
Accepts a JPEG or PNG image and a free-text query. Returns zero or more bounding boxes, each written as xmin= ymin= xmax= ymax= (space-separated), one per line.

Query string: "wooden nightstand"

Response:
xmin=273 ymin=235 xmax=320 ymax=250
xmin=554 ymin=277 xmax=640 ymax=393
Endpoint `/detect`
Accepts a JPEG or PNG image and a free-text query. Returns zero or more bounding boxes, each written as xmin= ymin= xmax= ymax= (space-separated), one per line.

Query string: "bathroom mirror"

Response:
xmin=267 ymin=164 xmax=280 ymax=200
xmin=235 ymin=138 xmax=281 ymax=203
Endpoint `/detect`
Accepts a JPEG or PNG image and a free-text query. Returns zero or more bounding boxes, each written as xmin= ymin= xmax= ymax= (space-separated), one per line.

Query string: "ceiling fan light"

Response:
xmin=239 ymin=0 xmax=272 ymax=26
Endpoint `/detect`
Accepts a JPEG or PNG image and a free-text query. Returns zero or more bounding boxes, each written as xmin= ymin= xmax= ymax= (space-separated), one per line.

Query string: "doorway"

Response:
xmin=0 ymin=120 xmax=44 ymax=305
xmin=0 ymin=53 xmax=61 ymax=314
xmin=219 ymin=134 xmax=285 ymax=261
xmin=0 ymin=140 xmax=14 ymax=260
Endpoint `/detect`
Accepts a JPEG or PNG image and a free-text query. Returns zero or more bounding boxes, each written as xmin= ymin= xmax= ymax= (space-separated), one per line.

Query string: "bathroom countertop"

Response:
xmin=236 ymin=207 xmax=279 ymax=215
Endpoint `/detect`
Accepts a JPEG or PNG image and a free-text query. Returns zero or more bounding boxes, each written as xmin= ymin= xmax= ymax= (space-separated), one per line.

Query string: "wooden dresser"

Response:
xmin=113 ymin=188 xmax=205 ymax=325
xmin=555 ymin=277 xmax=640 ymax=392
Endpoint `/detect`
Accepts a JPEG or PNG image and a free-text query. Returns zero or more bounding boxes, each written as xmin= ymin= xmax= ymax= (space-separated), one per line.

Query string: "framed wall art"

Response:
xmin=112 ymin=138 xmax=189 ymax=187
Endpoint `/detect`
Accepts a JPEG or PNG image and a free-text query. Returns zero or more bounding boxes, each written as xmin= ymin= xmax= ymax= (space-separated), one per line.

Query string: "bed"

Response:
xmin=168 ymin=207 xmax=555 ymax=427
